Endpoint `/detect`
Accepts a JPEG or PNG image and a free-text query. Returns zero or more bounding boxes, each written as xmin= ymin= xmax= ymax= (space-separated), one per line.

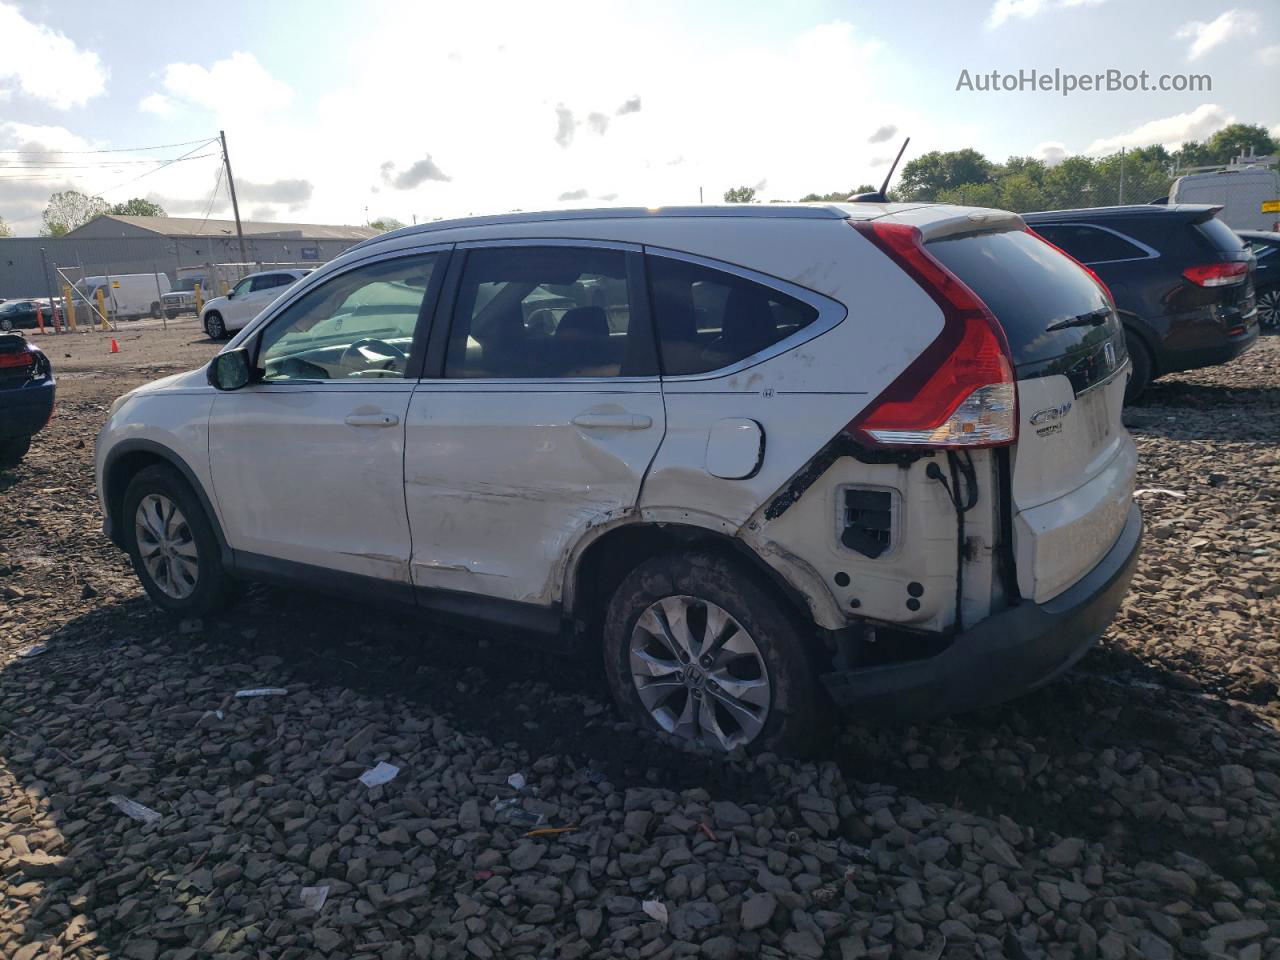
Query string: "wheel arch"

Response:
xmin=103 ymin=440 xmax=231 ymax=565
xmin=563 ymin=517 xmax=822 ymax=646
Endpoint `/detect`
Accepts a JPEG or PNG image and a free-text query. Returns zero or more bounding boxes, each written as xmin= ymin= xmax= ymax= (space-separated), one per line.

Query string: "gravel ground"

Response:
xmin=1 ymin=323 xmax=1277 ymax=960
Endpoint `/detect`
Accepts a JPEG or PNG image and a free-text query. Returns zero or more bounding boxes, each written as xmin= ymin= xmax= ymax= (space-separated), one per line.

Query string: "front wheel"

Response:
xmin=603 ymin=551 xmax=826 ymax=754
xmin=1258 ymin=289 xmax=1279 ymax=331
xmin=165 ymin=310 xmax=179 ymax=320
xmin=122 ymin=465 xmax=233 ymax=615
xmin=204 ymin=312 xmax=226 ymax=340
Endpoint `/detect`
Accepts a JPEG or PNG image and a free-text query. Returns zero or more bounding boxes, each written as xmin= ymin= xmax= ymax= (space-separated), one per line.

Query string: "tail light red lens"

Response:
xmin=1182 ymin=262 xmax=1248 ymax=287
xmin=846 ymin=221 xmax=1016 ymax=449
xmin=0 ymin=350 xmax=35 ymax=371
xmin=1025 ymin=228 xmax=1116 ymax=306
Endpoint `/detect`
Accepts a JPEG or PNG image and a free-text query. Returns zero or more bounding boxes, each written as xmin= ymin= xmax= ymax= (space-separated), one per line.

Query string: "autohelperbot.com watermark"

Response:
xmin=955 ymin=68 xmax=1211 ymax=96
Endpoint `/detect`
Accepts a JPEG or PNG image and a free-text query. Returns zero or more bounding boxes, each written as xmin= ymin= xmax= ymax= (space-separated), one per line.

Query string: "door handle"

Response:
xmin=344 ymin=412 xmax=400 ymax=427
xmin=572 ymin=413 xmax=653 ymax=430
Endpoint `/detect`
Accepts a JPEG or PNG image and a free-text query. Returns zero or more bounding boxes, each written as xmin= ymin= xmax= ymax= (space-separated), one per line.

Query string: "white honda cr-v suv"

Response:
xmin=97 ymin=204 xmax=1141 ymax=752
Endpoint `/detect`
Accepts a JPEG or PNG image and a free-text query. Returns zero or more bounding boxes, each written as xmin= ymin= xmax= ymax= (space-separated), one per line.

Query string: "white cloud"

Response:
xmin=0 ymin=2 xmax=107 ymax=108
xmin=1033 ymin=141 xmax=1069 ymax=166
xmin=153 ymin=52 xmax=292 ymax=118
xmin=1259 ymin=44 xmax=1280 ymax=66
xmin=1175 ymin=9 xmax=1259 ymax=61
xmin=1084 ymin=104 xmax=1233 ymax=154
xmin=139 ymin=93 xmax=174 ymax=116
xmin=987 ymin=0 xmax=1105 ymax=29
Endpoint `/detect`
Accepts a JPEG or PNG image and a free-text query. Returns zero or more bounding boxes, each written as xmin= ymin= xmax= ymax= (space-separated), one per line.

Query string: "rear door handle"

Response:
xmin=572 ymin=413 xmax=653 ymax=430
xmin=345 ymin=412 xmax=400 ymax=427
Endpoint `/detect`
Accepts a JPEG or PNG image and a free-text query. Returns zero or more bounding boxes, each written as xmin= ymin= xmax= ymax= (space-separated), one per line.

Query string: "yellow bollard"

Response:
xmin=194 ymin=282 xmax=204 ymax=314
xmin=96 ymin=287 xmax=110 ymax=331
xmin=62 ymin=283 xmax=77 ymax=333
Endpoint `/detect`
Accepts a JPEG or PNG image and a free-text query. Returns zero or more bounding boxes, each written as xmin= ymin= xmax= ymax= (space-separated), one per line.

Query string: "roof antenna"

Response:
xmin=849 ymin=136 xmax=910 ymax=203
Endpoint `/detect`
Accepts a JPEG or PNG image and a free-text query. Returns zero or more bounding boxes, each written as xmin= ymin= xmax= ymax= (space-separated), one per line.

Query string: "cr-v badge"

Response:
xmin=1031 ymin=400 xmax=1072 ymax=437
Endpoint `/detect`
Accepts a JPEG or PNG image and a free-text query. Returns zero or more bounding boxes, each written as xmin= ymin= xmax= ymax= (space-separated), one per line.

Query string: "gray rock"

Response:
xmin=1045 ymin=837 xmax=1085 ymax=867
xmin=509 ymin=842 xmax=545 ymax=871
xmin=741 ymin=892 xmax=778 ymax=931
xmin=577 ymin=907 xmax=603 ymax=938
xmin=670 ymin=900 xmax=720 ymax=940
xmin=781 ymin=931 xmax=824 ymax=959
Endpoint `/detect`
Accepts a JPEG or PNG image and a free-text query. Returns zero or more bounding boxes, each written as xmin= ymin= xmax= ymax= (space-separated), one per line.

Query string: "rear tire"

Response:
xmin=0 ymin=436 xmax=31 ymax=470
xmin=0 ymin=317 xmax=12 ymax=332
xmin=603 ymin=550 xmax=826 ymax=755
xmin=150 ymin=302 xmax=162 ymax=319
xmin=1124 ymin=332 xmax=1153 ymax=403
xmin=123 ymin=464 xmax=233 ymax=616
xmin=204 ymin=312 xmax=226 ymax=340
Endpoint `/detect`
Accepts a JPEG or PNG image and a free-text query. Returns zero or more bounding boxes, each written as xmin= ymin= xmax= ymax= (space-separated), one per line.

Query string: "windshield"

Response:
xmin=174 ymin=278 xmax=203 ymax=292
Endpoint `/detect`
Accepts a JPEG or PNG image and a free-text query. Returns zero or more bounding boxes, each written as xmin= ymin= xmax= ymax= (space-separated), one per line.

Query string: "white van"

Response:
xmin=1169 ymin=164 xmax=1280 ymax=232
xmin=74 ymin=273 xmax=173 ymax=321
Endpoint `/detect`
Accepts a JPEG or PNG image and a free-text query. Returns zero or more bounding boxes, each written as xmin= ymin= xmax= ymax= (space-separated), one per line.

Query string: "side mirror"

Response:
xmin=227 ymin=289 xmax=236 ymax=299
xmin=208 ymin=348 xmax=253 ymax=391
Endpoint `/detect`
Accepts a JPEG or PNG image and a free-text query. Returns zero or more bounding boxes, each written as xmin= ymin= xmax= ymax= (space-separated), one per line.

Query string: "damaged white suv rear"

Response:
xmin=96 ymin=204 xmax=1141 ymax=753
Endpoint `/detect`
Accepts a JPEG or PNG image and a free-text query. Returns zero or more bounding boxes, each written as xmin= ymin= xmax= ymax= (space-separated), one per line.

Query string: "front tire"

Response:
xmin=204 ymin=312 xmax=226 ymax=340
xmin=603 ymin=551 xmax=825 ymax=754
xmin=165 ymin=310 xmax=179 ymax=320
xmin=122 ymin=465 xmax=232 ymax=615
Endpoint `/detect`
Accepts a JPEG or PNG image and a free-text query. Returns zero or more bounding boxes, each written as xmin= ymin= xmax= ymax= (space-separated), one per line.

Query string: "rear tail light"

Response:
xmin=1026 ymin=228 xmax=1115 ymax=306
xmin=846 ymin=221 xmax=1015 ymax=448
xmin=1183 ymin=262 xmax=1248 ymax=287
xmin=0 ymin=350 xmax=36 ymax=372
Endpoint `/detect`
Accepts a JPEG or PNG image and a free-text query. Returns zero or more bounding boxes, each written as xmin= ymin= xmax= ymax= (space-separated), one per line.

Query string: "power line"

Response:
xmin=96 ymin=140 xmax=221 ymax=196
xmin=0 ymin=152 xmax=220 ymax=171
xmin=0 ymin=136 xmax=219 ymax=155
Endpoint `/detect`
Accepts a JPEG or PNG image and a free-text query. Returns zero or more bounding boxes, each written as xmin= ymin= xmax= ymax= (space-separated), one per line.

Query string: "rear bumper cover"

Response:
xmin=0 ymin=380 xmax=55 ymax=440
xmin=821 ymin=502 xmax=1142 ymax=717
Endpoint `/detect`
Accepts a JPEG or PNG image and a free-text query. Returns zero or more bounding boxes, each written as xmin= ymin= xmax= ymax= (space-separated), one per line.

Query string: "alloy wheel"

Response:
xmin=134 ymin=494 xmax=199 ymax=599
xmin=628 ymin=595 xmax=771 ymax=751
xmin=1259 ymin=290 xmax=1279 ymax=330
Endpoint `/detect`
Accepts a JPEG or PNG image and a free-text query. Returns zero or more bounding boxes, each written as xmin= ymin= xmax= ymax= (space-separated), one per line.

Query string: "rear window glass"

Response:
xmin=1194 ymin=216 xmax=1247 ymax=255
xmin=927 ymin=228 xmax=1113 ymax=367
xmin=1032 ymin=224 xmax=1147 ymax=264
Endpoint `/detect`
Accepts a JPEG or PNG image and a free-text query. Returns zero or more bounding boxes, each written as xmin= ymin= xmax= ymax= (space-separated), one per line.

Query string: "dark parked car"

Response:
xmin=0 ymin=334 xmax=56 ymax=469
xmin=1238 ymin=230 xmax=1279 ymax=329
xmin=0 ymin=299 xmax=45 ymax=331
xmin=1023 ymin=205 xmax=1258 ymax=400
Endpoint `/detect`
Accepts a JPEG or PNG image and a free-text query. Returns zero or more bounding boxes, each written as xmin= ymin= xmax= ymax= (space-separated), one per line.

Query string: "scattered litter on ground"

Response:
xmin=507 ymin=771 xmax=526 ymax=790
xmin=299 ymin=885 xmax=329 ymax=911
xmin=642 ymin=900 xmax=669 ymax=926
xmin=233 ymin=687 xmax=289 ymax=698
xmin=503 ymin=807 xmax=546 ymax=828
xmin=698 ymin=822 xmax=718 ymax=842
xmin=357 ymin=761 xmax=400 ymax=787
xmin=108 ymin=795 xmax=162 ymax=824
xmin=1134 ymin=488 xmax=1187 ymax=498
xmin=17 ymin=643 xmax=48 ymax=658
xmin=525 ymin=825 xmax=576 ymax=837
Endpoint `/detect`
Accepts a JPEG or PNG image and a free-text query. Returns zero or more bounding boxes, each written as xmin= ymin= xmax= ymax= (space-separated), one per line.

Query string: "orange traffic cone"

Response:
xmin=110 ymin=338 xmax=120 ymax=354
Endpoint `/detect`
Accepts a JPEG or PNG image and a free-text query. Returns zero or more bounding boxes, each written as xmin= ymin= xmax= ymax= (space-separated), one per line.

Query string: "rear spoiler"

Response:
xmin=876 ymin=206 xmax=1026 ymax=243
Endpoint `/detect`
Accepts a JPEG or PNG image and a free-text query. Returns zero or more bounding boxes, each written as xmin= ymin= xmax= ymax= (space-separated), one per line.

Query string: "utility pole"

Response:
xmin=220 ymin=130 xmax=248 ymax=264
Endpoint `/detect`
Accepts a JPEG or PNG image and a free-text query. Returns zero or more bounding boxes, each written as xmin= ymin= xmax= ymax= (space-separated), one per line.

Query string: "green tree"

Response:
xmin=936 ymin=182 xmax=1002 ymax=208
xmin=368 ymin=217 xmax=406 ymax=232
xmin=1041 ymin=155 xmax=1097 ymax=209
xmin=997 ymin=174 xmax=1048 ymax=212
xmin=723 ymin=186 xmax=756 ymax=203
xmin=109 ymin=197 xmax=167 ymax=217
xmin=798 ymin=185 xmax=877 ymax=202
xmin=40 ymin=191 xmax=110 ymax=237
xmin=897 ymin=149 xmax=992 ymax=201
xmin=0 ymin=216 xmax=12 ymax=238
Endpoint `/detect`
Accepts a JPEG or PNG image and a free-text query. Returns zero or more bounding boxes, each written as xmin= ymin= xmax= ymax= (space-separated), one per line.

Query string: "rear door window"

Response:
xmin=1193 ymin=216 xmax=1248 ymax=256
xmin=1033 ymin=224 xmax=1148 ymax=264
xmin=647 ymin=256 xmax=819 ymax=375
xmin=444 ymin=246 xmax=654 ymax=379
xmin=927 ymin=228 xmax=1117 ymax=371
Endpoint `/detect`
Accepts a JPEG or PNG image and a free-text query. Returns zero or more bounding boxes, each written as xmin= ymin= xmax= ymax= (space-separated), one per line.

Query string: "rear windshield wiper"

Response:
xmin=1044 ymin=308 xmax=1110 ymax=332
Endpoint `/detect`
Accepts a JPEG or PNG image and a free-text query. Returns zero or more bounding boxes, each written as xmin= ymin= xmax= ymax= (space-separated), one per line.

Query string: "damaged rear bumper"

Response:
xmin=821 ymin=502 xmax=1142 ymax=718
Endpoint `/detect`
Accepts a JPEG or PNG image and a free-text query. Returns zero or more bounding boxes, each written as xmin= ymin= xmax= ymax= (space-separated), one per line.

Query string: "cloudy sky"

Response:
xmin=1 ymin=0 xmax=1277 ymax=234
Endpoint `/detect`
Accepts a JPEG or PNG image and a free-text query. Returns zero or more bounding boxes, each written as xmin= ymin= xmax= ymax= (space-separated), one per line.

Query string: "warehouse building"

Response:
xmin=0 ymin=215 xmax=378 ymax=299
